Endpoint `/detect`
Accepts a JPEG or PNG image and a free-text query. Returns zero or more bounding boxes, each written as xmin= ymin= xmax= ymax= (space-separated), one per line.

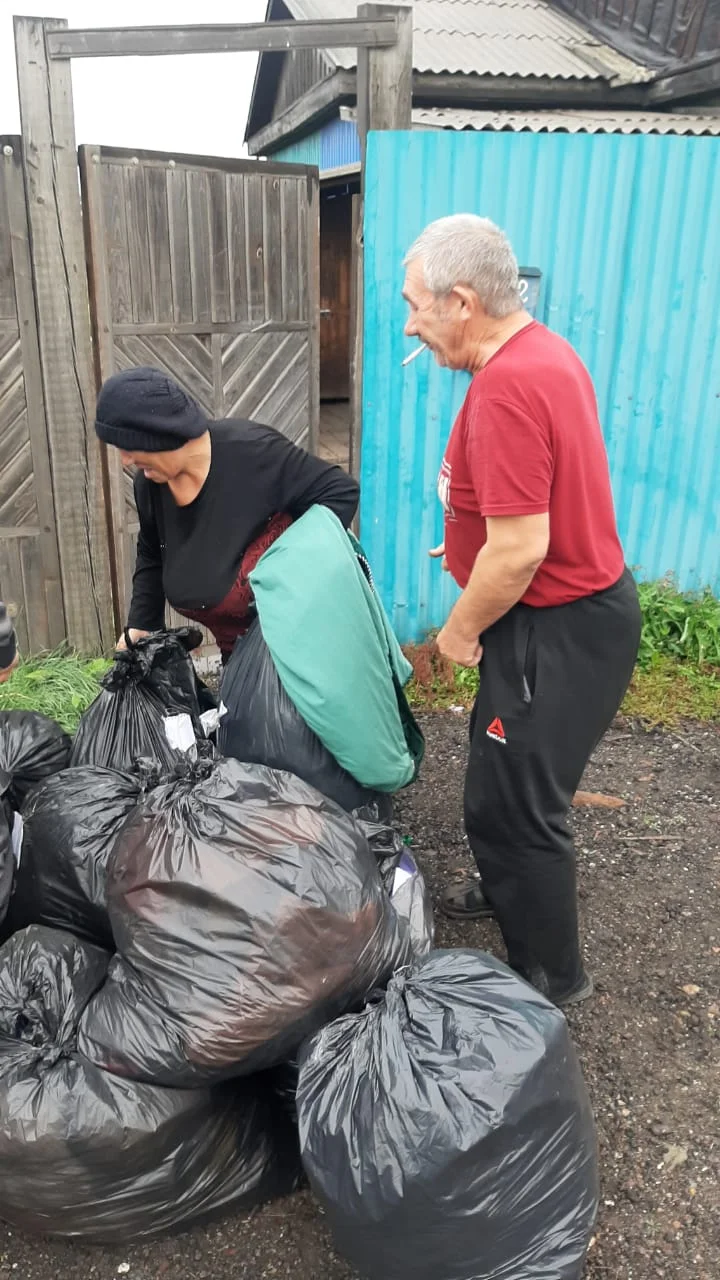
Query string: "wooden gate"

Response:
xmin=79 ymin=145 xmax=320 ymax=639
xmin=0 ymin=140 xmax=65 ymax=652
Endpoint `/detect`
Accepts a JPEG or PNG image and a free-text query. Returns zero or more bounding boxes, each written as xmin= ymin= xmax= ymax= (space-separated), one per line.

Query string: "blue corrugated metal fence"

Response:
xmin=360 ymin=129 xmax=720 ymax=642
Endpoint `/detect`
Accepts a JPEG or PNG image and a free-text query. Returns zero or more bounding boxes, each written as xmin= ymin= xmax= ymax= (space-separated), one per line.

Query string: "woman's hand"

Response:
xmin=115 ymin=628 xmax=151 ymax=651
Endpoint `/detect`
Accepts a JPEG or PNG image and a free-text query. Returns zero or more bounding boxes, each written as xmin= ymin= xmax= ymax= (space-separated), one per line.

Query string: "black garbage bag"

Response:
xmin=77 ymin=756 xmax=407 ymax=1087
xmin=297 ymin=949 xmax=599 ymax=1280
xmin=0 ymin=925 xmax=300 ymax=1241
xmin=267 ymin=814 xmax=434 ymax=1128
xmin=0 ymin=711 xmax=71 ymax=926
xmin=71 ymin=628 xmax=211 ymax=774
xmin=218 ymin=621 xmax=388 ymax=814
xmin=5 ymin=763 xmax=159 ymax=948
xmin=355 ymin=806 xmax=434 ymax=959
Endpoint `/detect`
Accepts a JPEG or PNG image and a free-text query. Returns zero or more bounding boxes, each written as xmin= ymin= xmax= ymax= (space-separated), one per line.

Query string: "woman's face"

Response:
xmin=118 ymin=447 xmax=185 ymax=484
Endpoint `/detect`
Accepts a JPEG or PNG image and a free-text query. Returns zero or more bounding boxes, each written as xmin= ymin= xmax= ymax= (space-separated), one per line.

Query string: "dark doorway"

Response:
xmin=320 ymin=181 xmax=358 ymax=400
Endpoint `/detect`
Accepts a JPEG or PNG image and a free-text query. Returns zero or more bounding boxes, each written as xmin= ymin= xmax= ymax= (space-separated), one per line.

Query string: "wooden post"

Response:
xmin=354 ymin=6 xmax=412 ymax=525
xmin=13 ymin=17 xmax=114 ymax=652
xmin=1 ymin=138 xmax=66 ymax=650
xmin=356 ymin=3 xmax=413 ymax=161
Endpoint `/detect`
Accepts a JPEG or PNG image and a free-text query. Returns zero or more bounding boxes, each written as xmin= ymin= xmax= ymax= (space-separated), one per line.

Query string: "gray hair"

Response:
xmin=403 ymin=214 xmax=522 ymax=319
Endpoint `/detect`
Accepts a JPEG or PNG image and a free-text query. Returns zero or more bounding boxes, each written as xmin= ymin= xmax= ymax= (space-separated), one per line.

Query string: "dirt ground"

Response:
xmin=1 ymin=712 xmax=718 ymax=1280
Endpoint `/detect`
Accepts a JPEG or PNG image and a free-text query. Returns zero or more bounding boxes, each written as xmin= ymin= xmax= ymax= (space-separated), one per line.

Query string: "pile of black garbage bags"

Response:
xmin=0 ymin=628 xmax=598 ymax=1278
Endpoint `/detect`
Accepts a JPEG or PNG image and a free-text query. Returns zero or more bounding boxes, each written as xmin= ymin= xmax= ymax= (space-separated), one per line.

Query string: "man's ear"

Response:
xmin=452 ymin=284 xmax=480 ymax=320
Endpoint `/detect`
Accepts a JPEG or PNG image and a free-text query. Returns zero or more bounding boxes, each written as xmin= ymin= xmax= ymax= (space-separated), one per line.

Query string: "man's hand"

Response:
xmin=116 ymin=628 xmax=151 ymax=651
xmin=429 ymin=543 xmax=449 ymax=571
xmin=436 ymin=621 xmax=483 ymax=668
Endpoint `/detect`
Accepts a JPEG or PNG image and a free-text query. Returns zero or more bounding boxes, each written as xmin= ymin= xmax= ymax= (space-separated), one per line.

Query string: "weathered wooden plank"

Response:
xmin=275 ymin=47 xmax=333 ymax=117
xmin=187 ymin=169 xmax=212 ymax=324
xmin=306 ymin=173 xmax=320 ymax=456
xmin=263 ymin=176 xmax=284 ymax=322
xmin=252 ymin=349 xmax=310 ymax=445
xmin=222 ymin=332 xmax=308 ymax=425
xmin=0 ymin=325 xmax=19 ymax=367
xmin=0 ymin=436 xmax=34 ymax=527
xmin=208 ymin=170 xmax=230 ymax=324
xmin=211 ymin=332 xmax=223 ymax=419
xmin=0 ymin=362 xmax=25 ymax=444
xmin=19 ymin=534 xmax=52 ymax=652
xmin=0 ymin=144 xmax=17 ymax=321
xmin=250 ymin=336 xmax=308 ymax=424
xmin=220 ymin=334 xmax=275 ymax=413
xmin=146 ymin=164 xmax=173 ymax=324
xmin=125 ymin=160 xmax=154 ymax=323
xmin=298 ymin=179 xmax=309 ymax=325
xmin=79 ymin=147 xmax=117 ymax=384
xmin=168 ymin=165 xmax=193 ymax=324
xmin=97 ymin=159 xmax=133 ymax=325
xmin=245 ymin=176 xmax=266 ymax=325
xmin=112 ymin=319 xmax=308 ymax=336
xmin=69 ymin=144 xmax=318 ymax=179
xmin=357 ymin=3 xmax=412 ymax=157
xmin=79 ymin=145 xmax=129 ymax=635
xmin=3 ymin=140 xmax=65 ymax=647
xmin=227 ymin=172 xmax=249 ymax=324
xmin=46 ymin=18 xmax=398 ymax=59
xmin=280 ymin=179 xmax=301 ymax=323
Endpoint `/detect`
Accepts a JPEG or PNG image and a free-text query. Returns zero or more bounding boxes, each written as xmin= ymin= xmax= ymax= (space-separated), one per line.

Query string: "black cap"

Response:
xmin=95 ymin=367 xmax=208 ymax=453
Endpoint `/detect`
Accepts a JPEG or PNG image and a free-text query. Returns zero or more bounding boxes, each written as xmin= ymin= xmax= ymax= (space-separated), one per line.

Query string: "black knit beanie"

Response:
xmin=95 ymin=367 xmax=208 ymax=453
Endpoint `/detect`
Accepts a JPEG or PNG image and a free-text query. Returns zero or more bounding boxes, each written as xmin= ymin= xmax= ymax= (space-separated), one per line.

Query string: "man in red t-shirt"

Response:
xmin=402 ymin=214 xmax=641 ymax=1007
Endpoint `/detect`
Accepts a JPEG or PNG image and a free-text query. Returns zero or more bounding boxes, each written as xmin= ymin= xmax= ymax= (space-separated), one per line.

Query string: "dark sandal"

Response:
xmin=440 ymin=880 xmax=495 ymax=921
xmin=553 ymin=972 xmax=594 ymax=1009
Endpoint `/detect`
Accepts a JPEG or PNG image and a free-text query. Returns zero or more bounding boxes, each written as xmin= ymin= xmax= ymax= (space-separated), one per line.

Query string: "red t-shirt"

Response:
xmin=440 ymin=321 xmax=625 ymax=607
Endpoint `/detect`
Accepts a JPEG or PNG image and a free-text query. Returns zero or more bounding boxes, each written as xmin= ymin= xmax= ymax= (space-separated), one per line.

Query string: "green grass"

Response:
xmin=0 ymin=650 xmax=111 ymax=735
xmin=623 ymin=658 xmax=720 ymax=726
xmin=636 ymin=579 xmax=720 ymax=668
xmin=404 ymin=579 xmax=720 ymax=727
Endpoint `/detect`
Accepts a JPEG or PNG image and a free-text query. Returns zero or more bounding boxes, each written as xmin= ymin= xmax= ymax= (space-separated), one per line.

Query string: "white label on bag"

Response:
xmin=218 ymin=701 xmax=228 ymax=719
xmin=200 ymin=708 xmax=221 ymax=736
xmin=164 ymin=713 xmax=197 ymax=756
xmin=392 ymin=864 xmax=415 ymax=895
xmin=11 ymin=811 xmax=23 ymax=866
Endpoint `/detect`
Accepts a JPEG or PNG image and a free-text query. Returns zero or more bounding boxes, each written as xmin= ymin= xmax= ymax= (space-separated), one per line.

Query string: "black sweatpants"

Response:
xmin=464 ymin=568 xmax=641 ymax=1001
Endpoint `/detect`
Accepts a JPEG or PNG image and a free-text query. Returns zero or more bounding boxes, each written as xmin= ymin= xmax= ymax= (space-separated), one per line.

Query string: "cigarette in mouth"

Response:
xmin=401 ymin=343 xmax=428 ymax=367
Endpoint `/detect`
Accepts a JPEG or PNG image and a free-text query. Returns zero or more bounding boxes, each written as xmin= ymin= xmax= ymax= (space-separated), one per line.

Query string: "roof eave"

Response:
xmin=249 ymin=65 xmax=661 ymax=153
xmin=247 ymin=69 xmax=355 ymax=155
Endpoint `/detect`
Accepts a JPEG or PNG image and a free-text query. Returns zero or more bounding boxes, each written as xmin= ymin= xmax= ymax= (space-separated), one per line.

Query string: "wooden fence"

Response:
xmin=0 ymin=134 xmax=319 ymax=656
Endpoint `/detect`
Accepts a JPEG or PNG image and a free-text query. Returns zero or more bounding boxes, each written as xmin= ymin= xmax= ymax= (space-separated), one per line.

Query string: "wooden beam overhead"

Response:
xmin=45 ymin=18 xmax=399 ymax=60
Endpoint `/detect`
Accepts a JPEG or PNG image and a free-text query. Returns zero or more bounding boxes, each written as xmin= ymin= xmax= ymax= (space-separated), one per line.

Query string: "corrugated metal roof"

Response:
xmin=285 ymin=0 xmax=651 ymax=83
xmin=409 ymin=105 xmax=720 ymax=135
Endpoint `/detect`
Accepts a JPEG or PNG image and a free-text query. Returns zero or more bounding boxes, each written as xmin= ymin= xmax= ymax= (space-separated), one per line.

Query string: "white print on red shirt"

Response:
xmin=437 ymin=457 xmax=455 ymax=520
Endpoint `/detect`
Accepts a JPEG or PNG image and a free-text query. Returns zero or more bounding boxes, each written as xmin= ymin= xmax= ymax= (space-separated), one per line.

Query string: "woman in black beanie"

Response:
xmin=95 ymin=367 xmax=359 ymax=661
